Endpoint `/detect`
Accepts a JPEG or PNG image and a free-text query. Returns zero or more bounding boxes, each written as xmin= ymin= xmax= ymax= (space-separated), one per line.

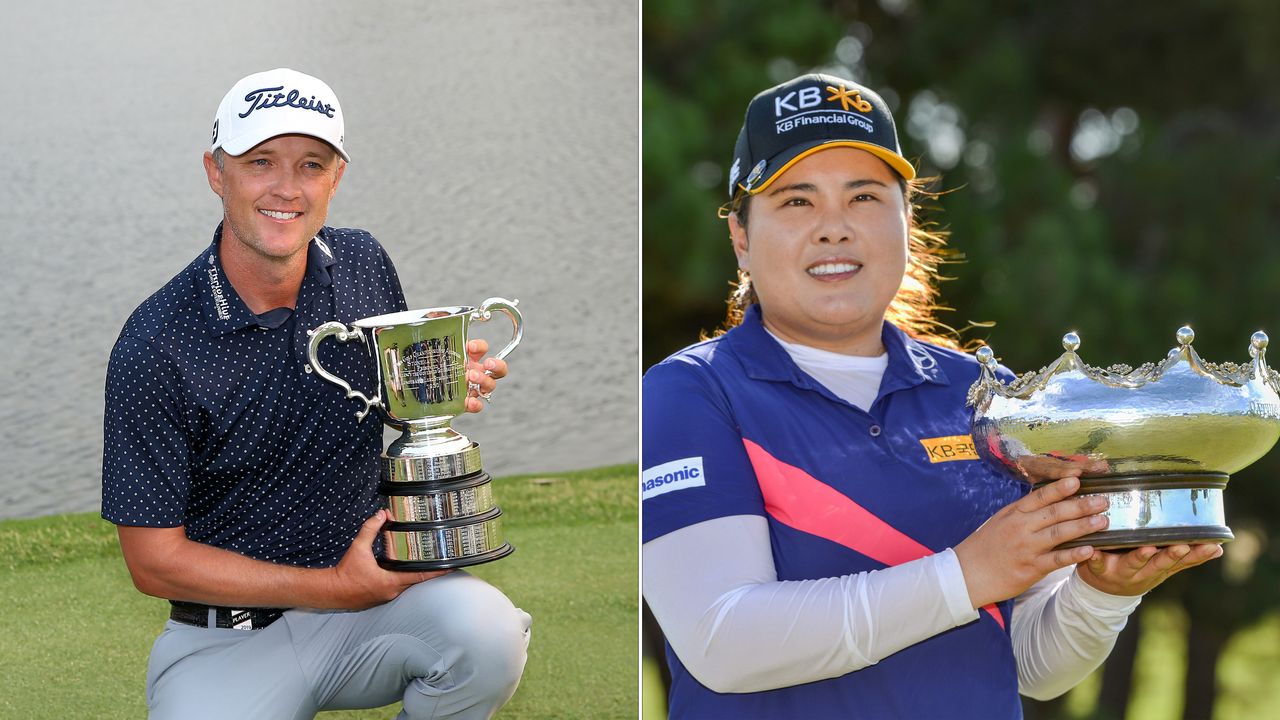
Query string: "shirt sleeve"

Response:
xmin=1011 ymin=566 xmax=1142 ymax=700
xmin=100 ymin=335 xmax=192 ymax=527
xmin=641 ymin=356 xmax=766 ymax=542
xmin=643 ymin=514 xmax=980 ymax=694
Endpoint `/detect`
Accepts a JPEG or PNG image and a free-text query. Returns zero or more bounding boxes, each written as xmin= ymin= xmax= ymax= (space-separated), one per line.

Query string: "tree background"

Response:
xmin=643 ymin=1 xmax=1280 ymax=718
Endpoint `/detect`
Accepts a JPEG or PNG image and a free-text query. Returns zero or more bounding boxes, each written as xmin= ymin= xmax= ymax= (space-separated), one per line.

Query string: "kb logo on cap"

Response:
xmin=774 ymin=83 xmax=873 ymax=117
xmin=826 ymin=84 xmax=873 ymax=113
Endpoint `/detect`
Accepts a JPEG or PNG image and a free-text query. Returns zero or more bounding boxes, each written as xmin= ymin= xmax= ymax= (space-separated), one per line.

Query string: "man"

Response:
xmin=101 ymin=68 xmax=531 ymax=720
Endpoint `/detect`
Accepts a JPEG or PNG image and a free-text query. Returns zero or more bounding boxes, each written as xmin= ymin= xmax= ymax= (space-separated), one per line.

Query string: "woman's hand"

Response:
xmin=953 ymin=476 xmax=1108 ymax=609
xmin=1012 ymin=453 xmax=1109 ymax=483
xmin=1075 ymin=544 xmax=1222 ymax=596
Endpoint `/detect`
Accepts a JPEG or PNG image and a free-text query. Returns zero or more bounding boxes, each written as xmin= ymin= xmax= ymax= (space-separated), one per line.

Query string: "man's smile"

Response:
xmin=260 ymin=209 xmax=302 ymax=221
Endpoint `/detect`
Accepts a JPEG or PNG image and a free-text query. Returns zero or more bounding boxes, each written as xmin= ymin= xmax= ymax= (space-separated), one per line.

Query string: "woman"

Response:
xmin=641 ymin=73 xmax=1220 ymax=719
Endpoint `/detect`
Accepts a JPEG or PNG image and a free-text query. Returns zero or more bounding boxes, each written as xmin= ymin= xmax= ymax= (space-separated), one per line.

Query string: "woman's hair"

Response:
xmin=712 ymin=176 xmax=964 ymax=350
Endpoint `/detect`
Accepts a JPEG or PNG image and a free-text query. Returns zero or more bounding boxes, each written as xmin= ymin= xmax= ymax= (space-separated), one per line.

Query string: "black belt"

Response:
xmin=169 ymin=601 xmax=288 ymax=631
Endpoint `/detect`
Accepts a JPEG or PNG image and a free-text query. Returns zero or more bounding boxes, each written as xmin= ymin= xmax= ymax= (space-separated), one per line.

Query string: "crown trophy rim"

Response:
xmin=969 ymin=327 xmax=1280 ymax=549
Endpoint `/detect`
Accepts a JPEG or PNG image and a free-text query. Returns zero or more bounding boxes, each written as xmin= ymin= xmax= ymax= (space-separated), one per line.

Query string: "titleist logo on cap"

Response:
xmin=239 ymin=86 xmax=336 ymax=119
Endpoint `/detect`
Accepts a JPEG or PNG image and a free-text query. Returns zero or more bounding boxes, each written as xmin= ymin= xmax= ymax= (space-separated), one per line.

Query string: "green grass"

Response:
xmin=641 ymin=655 xmax=668 ymax=720
xmin=0 ymin=464 xmax=638 ymax=720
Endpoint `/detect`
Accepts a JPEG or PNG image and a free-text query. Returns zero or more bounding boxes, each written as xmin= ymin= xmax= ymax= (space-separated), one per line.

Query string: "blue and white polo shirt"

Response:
xmin=643 ymin=305 xmax=1029 ymax=719
xmin=101 ymin=224 xmax=407 ymax=568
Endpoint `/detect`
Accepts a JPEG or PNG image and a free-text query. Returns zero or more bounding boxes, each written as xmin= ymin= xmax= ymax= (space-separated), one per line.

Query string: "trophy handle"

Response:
xmin=306 ymin=322 xmax=381 ymax=421
xmin=473 ymin=298 xmax=523 ymax=369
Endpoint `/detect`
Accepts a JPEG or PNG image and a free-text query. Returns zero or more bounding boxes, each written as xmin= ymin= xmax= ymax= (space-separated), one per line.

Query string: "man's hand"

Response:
xmin=1075 ymin=543 xmax=1222 ymax=596
xmin=329 ymin=510 xmax=451 ymax=610
xmin=464 ymin=338 xmax=509 ymax=413
xmin=954 ymin=476 xmax=1109 ymax=609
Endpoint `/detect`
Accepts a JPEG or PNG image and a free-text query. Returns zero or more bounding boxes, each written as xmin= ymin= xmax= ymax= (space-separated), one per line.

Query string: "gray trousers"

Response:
xmin=145 ymin=572 xmax=532 ymax=720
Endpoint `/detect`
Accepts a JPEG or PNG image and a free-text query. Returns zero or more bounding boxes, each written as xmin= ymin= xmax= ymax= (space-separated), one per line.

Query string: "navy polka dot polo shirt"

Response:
xmin=101 ymin=224 xmax=408 ymax=568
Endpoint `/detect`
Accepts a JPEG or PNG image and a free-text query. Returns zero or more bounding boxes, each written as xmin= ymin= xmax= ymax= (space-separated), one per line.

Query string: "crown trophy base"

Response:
xmin=1045 ymin=473 xmax=1235 ymax=550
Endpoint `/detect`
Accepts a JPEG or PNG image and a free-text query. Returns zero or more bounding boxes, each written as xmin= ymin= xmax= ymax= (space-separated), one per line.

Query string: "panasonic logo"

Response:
xmin=641 ymin=457 xmax=706 ymax=500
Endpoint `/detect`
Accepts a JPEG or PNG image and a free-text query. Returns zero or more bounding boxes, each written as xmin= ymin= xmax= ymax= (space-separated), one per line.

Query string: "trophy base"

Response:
xmin=383 ymin=442 xmax=483 ymax=484
xmin=1048 ymin=472 xmax=1233 ymax=550
xmin=380 ymin=508 xmax=511 ymax=570
xmin=378 ymin=543 xmax=514 ymax=571
xmin=1058 ymin=526 xmax=1234 ymax=550
xmin=379 ymin=472 xmax=496 ymax=523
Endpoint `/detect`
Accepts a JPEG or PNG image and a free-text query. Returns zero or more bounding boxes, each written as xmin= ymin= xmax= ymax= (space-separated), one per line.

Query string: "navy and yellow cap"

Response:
xmin=728 ymin=73 xmax=915 ymax=200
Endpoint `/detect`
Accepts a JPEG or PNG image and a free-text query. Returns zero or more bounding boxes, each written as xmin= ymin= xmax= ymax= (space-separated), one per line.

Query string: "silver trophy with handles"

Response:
xmin=969 ymin=327 xmax=1280 ymax=550
xmin=307 ymin=298 xmax=523 ymax=569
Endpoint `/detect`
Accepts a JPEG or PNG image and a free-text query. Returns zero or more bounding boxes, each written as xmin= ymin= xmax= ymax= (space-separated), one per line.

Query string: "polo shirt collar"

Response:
xmin=309 ymin=232 xmax=337 ymax=287
xmin=727 ymin=304 xmax=950 ymax=394
xmin=878 ymin=313 xmax=951 ymax=394
xmin=197 ymin=224 xmax=337 ymax=336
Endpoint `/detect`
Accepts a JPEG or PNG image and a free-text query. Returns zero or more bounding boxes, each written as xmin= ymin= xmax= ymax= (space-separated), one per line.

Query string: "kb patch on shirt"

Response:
xmin=642 ymin=457 xmax=706 ymax=500
xmin=920 ymin=435 xmax=980 ymax=463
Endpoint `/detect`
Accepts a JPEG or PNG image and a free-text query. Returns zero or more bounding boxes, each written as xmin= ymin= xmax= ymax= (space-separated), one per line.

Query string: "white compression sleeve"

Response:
xmin=642 ymin=514 xmax=979 ymax=694
xmin=1010 ymin=565 xmax=1142 ymax=700
xmin=645 ymin=515 xmax=1144 ymax=697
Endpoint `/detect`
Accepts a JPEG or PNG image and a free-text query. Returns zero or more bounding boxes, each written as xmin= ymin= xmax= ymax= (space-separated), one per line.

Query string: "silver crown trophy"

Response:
xmin=969 ymin=327 xmax=1280 ymax=549
xmin=307 ymin=298 xmax=523 ymax=569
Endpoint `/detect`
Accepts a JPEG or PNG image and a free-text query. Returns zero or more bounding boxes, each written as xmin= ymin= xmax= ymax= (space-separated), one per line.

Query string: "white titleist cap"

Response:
xmin=211 ymin=68 xmax=349 ymax=161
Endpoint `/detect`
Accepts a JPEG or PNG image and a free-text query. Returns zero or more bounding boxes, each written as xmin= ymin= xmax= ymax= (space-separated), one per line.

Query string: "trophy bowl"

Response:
xmin=968 ymin=327 xmax=1280 ymax=549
